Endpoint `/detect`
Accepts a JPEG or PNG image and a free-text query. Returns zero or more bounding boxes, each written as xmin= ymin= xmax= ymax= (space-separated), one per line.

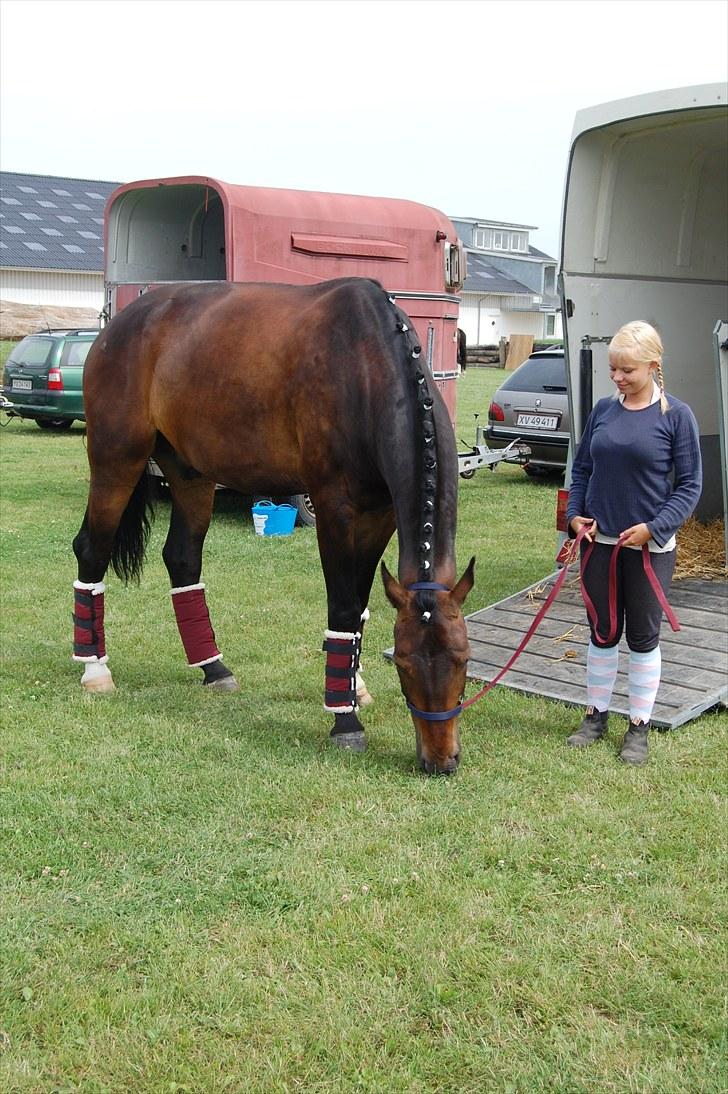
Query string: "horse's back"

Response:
xmin=83 ymin=278 xmax=409 ymax=493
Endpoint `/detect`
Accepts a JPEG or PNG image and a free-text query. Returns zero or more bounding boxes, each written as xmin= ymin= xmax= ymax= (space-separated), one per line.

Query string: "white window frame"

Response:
xmin=474 ymin=227 xmax=529 ymax=252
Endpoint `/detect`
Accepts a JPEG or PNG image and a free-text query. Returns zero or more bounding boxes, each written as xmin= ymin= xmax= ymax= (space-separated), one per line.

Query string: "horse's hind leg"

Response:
xmin=72 ymin=462 xmax=150 ymax=694
xmin=160 ymin=469 xmax=239 ymax=692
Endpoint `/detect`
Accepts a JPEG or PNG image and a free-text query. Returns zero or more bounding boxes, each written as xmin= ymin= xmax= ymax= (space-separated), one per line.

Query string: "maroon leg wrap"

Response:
xmin=171 ymin=584 xmax=221 ymax=667
xmin=73 ymin=582 xmax=107 ymax=662
xmin=322 ymin=631 xmax=361 ymax=713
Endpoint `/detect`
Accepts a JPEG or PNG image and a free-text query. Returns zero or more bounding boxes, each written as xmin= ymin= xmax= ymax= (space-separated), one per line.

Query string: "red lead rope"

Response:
xmin=580 ymin=533 xmax=680 ymax=644
xmin=460 ymin=525 xmax=680 ymax=712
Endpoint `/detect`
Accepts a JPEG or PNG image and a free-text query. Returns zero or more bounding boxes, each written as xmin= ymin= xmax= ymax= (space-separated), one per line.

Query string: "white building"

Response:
xmin=450 ymin=216 xmax=561 ymax=345
xmin=0 ymin=171 xmax=119 ymax=312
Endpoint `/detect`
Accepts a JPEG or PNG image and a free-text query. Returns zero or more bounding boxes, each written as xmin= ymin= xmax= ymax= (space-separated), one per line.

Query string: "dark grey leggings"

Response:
xmin=580 ymin=541 xmax=676 ymax=652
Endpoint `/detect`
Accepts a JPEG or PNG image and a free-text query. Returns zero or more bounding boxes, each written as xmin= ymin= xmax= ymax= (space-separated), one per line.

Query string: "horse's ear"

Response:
xmin=381 ymin=561 xmax=408 ymax=609
xmin=450 ymin=556 xmax=475 ymax=607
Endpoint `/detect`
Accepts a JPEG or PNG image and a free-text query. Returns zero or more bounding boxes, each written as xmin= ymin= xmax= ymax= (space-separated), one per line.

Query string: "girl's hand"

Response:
xmin=569 ymin=517 xmax=597 ymax=541
xmin=620 ymin=523 xmax=652 ymax=547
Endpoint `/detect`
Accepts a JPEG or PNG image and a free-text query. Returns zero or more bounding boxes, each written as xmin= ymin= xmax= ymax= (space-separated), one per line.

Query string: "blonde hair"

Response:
xmin=609 ymin=320 xmax=669 ymax=413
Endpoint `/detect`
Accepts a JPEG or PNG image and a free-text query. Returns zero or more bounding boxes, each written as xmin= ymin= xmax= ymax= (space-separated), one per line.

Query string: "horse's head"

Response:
xmin=382 ymin=558 xmax=475 ymax=775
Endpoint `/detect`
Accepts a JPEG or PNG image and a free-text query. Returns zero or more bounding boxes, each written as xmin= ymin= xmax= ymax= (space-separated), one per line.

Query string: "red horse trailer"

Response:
xmin=103 ymin=176 xmax=465 ymax=421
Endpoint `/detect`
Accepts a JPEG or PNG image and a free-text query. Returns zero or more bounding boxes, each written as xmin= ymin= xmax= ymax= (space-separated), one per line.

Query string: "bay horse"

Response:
xmin=72 ymin=277 xmax=475 ymax=774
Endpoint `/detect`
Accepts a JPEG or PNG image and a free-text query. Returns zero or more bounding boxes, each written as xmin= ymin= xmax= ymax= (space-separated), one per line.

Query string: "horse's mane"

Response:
xmin=387 ymin=293 xmax=440 ymax=618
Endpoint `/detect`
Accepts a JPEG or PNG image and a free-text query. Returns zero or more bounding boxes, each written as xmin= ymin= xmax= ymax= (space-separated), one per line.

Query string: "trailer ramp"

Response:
xmin=465 ymin=575 xmax=727 ymax=729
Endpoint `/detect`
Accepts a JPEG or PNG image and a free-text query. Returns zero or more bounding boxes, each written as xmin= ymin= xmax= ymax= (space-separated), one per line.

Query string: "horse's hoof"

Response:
xmin=205 ymin=674 xmax=240 ymax=692
xmin=330 ymin=730 xmax=367 ymax=752
xmin=82 ymin=675 xmax=116 ymax=695
xmin=81 ymin=662 xmax=115 ymax=694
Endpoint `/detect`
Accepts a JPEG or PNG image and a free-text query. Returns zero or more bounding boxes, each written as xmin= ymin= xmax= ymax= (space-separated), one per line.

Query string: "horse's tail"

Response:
xmin=110 ymin=464 xmax=155 ymax=584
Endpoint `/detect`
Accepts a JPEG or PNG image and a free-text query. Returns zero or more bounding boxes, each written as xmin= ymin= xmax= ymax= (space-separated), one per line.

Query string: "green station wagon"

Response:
xmin=2 ymin=328 xmax=98 ymax=429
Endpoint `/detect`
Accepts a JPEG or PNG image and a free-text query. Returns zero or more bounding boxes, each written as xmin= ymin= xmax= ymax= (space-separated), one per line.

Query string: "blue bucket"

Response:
xmin=251 ymin=500 xmax=297 ymax=537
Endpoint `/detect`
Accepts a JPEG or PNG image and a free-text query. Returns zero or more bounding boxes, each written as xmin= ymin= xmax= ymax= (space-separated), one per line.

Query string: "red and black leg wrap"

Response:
xmin=322 ymin=630 xmax=361 ymax=714
xmin=171 ymin=584 xmax=222 ymax=667
xmin=72 ymin=582 xmax=107 ymax=662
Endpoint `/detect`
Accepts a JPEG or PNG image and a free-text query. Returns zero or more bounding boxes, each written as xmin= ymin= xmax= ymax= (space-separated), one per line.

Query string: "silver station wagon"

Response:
xmin=486 ymin=348 xmax=569 ymax=478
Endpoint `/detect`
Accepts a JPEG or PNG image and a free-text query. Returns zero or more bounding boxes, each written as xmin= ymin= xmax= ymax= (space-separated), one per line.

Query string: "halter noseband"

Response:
xmin=403 ymin=580 xmax=464 ymax=722
xmin=406 ymin=581 xmax=450 ymax=592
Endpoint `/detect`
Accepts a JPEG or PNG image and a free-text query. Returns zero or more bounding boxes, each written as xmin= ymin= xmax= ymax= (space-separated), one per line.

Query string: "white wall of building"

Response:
xmin=459 ymin=294 xmax=563 ymax=345
xmin=0 ymin=268 xmax=105 ymax=308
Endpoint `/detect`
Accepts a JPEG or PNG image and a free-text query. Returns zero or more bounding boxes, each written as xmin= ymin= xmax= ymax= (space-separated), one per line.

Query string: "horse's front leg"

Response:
xmin=314 ymin=493 xmax=372 ymax=751
xmin=352 ymin=506 xmax=398 ymax=709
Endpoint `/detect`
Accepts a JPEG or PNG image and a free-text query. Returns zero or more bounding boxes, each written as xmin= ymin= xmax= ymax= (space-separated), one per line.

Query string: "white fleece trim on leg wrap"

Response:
xmin=170 ymin=582 xmax=206 ymax=595
xmin=74 ymin=580 xmax=106 ymax=596
xmin=80 ymin=659 xmax=112 ymax=680
xmin=188 ymin=653 xmax=223 ymax=668
xmin=324 ymin=629 xmax=361 ymax=641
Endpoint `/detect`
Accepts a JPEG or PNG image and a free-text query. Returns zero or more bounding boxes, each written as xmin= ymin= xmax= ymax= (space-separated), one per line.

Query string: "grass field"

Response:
xmin=1 ymin=356 xmax=726 ymax=1092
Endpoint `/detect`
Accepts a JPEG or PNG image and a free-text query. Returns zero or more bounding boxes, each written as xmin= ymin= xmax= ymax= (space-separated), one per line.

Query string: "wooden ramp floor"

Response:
xmin=464 ymin=575 xmax=728 ymax=729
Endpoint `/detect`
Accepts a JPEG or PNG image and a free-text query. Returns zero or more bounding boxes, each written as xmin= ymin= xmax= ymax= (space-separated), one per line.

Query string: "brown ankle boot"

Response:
xmin=619 ymin=719 xmax=650 ymax=765
xmin=567 ymin=707 xmax=609 ymax=747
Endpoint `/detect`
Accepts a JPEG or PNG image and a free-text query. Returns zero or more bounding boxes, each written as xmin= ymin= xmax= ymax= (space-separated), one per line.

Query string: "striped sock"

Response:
xmin=628 ymin=647 xmax=662 ymax=723
xmin=586 ymin=641 xmax=619 ymax=712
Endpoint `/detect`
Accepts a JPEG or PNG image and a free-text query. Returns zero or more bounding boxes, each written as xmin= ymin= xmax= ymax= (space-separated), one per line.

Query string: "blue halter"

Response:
xmin=406 ymin=581 xmax=450 ymax=592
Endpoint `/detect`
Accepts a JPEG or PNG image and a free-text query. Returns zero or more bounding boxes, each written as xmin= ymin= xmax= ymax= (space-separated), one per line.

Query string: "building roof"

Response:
xmin=527 ymin=244 xmax=555 ymax=261
xmin=461 ymin=251 xmax=535 ymax=295
xmin=452 ymin=215 xmax=537 ymax=231
xmin=0 ymin=171 xmax=120 ymax=272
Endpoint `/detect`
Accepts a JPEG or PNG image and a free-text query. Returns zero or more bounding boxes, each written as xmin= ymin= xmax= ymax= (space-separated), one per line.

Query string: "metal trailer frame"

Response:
xmin=457 ymin=429 xmax=531 ymax=477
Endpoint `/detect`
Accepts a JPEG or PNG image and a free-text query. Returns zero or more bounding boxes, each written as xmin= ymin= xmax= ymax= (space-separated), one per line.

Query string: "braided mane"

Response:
xmin=388 ymin=294 xmax=440 ymax=617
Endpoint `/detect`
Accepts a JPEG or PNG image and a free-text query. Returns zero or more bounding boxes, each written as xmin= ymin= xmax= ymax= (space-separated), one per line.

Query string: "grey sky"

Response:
xmin=1 ymin=0 xmax=726 ymax=257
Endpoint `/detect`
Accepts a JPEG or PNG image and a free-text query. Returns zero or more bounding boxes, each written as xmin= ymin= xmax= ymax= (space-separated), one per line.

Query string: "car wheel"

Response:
xmin=287 ymin=493 xmax=316 ymax=527
xmin=36 ymin=418 xmax=74 ymax=430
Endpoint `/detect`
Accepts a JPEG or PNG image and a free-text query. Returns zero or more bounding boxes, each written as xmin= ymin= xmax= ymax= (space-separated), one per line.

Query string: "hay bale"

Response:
xmin=0 ymin=299 xmax=101 ymax=340
xmin=675 ymin=518 xmax=727 ymax=580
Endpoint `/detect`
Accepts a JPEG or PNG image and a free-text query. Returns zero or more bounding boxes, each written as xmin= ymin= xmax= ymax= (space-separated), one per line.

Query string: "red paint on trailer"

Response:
xmin=103 ymin=176 xmax=464 ymax=422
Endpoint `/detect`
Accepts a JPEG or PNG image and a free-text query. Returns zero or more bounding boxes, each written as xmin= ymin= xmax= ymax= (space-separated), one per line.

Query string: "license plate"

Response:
xmin=516 ymin=413 xmax=558 ymax=429
xmin=12 ymin=379 xmax=33 ymax=391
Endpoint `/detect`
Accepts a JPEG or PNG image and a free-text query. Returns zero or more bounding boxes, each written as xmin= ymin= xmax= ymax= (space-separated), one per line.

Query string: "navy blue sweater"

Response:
xmin=567 ymin=394 xmax=702 ymax=548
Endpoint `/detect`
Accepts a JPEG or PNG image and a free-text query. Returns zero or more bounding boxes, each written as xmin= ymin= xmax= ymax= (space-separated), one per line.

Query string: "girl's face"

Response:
xmin=609 ymin=351 xmax=657 ymax=400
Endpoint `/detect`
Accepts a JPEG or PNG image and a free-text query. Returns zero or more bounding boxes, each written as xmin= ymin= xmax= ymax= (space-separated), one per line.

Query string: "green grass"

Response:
xmin=1 ymin=366 xmax=726 ymax=1092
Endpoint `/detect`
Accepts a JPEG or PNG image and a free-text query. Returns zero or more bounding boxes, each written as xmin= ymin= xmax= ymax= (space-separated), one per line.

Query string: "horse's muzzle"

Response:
xmin=420 ymin=752 xmax=460 ymax=776
xmin=415 ymin=724 xmax=461 ymax=775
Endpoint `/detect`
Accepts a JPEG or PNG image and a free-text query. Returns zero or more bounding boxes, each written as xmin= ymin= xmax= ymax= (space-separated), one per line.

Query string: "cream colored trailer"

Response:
xmin=559 ymin=83 xmax=728 ymax=529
